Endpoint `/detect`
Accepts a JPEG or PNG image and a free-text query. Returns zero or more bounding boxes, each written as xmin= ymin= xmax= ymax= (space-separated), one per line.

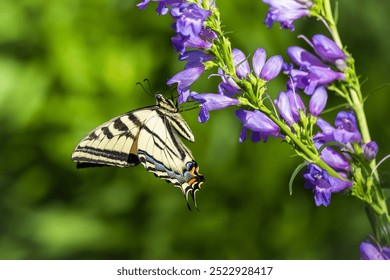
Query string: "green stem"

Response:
xmin=323 ymin=0 xmax=343 ymax=48
xmin=322 ymin=1 xmax=389 ymax=226
xmin=266 ymin=111 xmax=344 ymax=180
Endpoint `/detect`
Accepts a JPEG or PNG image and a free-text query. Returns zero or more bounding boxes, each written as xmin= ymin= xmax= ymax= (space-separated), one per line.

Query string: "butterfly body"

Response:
xmin=72 ymin=94 xmax=204 ymax=207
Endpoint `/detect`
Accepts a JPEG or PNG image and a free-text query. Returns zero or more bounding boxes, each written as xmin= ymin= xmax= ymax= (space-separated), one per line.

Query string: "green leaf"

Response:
xmin=289 ymin=162 xmax=308 ymax=195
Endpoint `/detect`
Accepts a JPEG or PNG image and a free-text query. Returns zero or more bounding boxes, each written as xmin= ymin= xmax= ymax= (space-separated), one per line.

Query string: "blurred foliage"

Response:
xmin=0 ymin=0 xmax=389 ymax=260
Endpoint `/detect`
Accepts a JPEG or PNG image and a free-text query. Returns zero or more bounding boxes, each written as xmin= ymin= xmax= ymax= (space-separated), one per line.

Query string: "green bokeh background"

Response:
xmin=1 ymin=0 xmax=389 ymax=260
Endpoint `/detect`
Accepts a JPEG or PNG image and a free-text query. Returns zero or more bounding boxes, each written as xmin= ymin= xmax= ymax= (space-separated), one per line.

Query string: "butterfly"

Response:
xmin=71 ymin=94 xmax=204 ymax=209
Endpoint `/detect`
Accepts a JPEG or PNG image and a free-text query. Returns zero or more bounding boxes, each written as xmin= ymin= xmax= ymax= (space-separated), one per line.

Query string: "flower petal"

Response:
xmin=312 ymin=34 xmax=347 ymax=64
xmin=190 ymin=92 xmax=239 ymax=122
xmin=167 ymin=66 xmax=204 ymax=103
xmin=275 ymin=91 xmax=295 ymax=125
xmin=287 ymin=46 xmax=327 ymax=68
xmin=253 ymin=48 xmax=266 ymax=77
xmin=235 ymin=109 xmax=281 ymax=142
xmin=233 ymin=48 xmax=250 ymax=78
xmin=260 ymin=55 xmax=283 ymax=81
xmin=309 ymin=86 xmax=328 ymax=116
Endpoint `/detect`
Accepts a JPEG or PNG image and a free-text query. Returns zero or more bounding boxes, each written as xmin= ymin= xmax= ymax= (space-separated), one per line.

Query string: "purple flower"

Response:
xmin=137 ymin=0 xmax=184 ymax=15
xmin=179 ymin=50 xmax=213 ymax=69
xmin=309 ymin=86 xmax=328 ymax=116
xmin=233 ymin=48 xmax=250 ymax=79
xmin=213 ymin=68 xmax=242 ymax=98
xmin=167 ymin=66 xmax=205 ymax=103
xmin=233 ymin=48 xmax=283 ymax=81
xmin=218 ymin=78 xmax=241 ymax=97
xmin=314 ymin=141 xmax=351 ymax=172
xmin=275 ymin=91 xmax=296 ymax=125
xmin=235 ymin=109 xmax=282 ymax=143
xmin=303 ymin=164 xmax=352 ymax=207
xmin=360 ymin=241 xmax=390 ymax=260
xmin=167 ymin=50 xmax=213 ymax=103
xmin=314 ymin=112 xmax=362 ymax=145
xmin=170 ymin=3 xmax=213 ymax=54
xmin=334 ymin=111 xmax=362 ymax=143
xmin=288 ymin=46 xmax=327 ymax=68
xmin=363 ymin=141 xmax=378 ymax=161
xmin=253 ymin=48 xmax=283 ymax=80
xmin=190 ymin=92 xmax=239 ymax=123
xmin=286 ymin=90 xmax=305 ymax=121
xmin=286 ymin=46 xmax=345 ymax=94
xmin=311 ymin=34 xmax=348 ymax=70
xmin=171 ymin=3 xmax=211 ymax=38
xmin=263 ymin=0 xmax=313 ymax=30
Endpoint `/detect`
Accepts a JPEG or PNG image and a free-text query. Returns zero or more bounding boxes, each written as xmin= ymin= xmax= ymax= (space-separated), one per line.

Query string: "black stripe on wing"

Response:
xmin=73 ymin=146 xmax=140 ymax=168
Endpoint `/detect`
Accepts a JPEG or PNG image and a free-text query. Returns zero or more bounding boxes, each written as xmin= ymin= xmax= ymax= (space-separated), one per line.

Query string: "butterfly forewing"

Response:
xmin=71 ymin=94 xmax=205 ymax=208
xmin=72 ymin=108 xmax=155 ymax=167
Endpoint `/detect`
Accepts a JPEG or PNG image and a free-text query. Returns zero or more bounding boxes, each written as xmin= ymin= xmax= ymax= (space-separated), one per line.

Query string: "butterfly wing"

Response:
xmin=137 ymin=111 xmax=204 ymax=207
xmin=71 ymin=106 xmax=156 ymax=168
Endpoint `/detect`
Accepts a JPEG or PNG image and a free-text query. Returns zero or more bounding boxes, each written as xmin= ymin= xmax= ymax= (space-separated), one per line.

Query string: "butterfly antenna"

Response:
xmin=135 ymin=79 xmax=153 ymax=97
xmin=143 ymin=78 xmax=152 ymax=94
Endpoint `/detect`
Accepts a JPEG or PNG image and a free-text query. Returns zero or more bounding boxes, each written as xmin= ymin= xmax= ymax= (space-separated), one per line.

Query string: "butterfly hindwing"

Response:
xmin=137 ymin=111 xmax=202 ymax=202
xmin=71 ymin=94 xmax=205 ymax=208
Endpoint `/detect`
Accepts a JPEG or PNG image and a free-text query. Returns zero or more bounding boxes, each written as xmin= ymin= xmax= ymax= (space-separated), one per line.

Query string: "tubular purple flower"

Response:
xmin=334 ymin=111 xmax=362 ymax=143
xmin=314 ymin=141 xmax=351 ymax=172
xmin=360 ymin=241 xmax=390 ymax=260
xmin=190 ymin=92 xmax=239 ymax=123
xmin=285 ymin=68 xmax=310 ymax=91
xmin=315 ymin=117 xmax=334 ymax=135
xmin=167 ymin=66 xmax=205 ymax=103
xmin=314 ymin=112 xmax=362 ymax=145
xmin=308 ymin=65 xmax=345 ymax=85
xmin=179 ymin=50 xmax=213 ymax=69
xmin=286 ymin=46 xmax=346 ymax=94
xmin=137 ymin=0 xmax=168 ymax=15
xmin=137 ymin=0 xmax=185 ymax=15
xmin=235 ymin=109 xmax=282 ymax=143
xmin=233 ymin=48 xmax=250 ymax=79
xmin=172 ymin=30 xmax=213 ymax=54
xmin=311 ymin=34 xmax=348 ymax=66
xmin=275 ymin=91 xmax=295 ymax=125
xmin=309 ymin=86 xmax=328 ymax=116
xmin=171 ymin=3 xmax=211 ymax=38
xmin=263 ymin=0 xmax=313 ymax=30
xmin=169 ymin=3 xmax=214 ymax=54
xmin=286 ymin=65 xmax=345 ymax=95
xmin=217 ymin=68 xmax=241 ymax=97
xmin=259 ymin=54 xmax=283 ymax=81
xmin=286 ymin=90 xmax=305 ymax=121
xmin=363 ymin=141 xmax=378 ymax=161
xmin=303 ymin=164 xmax=352 ymax=207
xmin=218 ymin=81 xmax=241 ymax=97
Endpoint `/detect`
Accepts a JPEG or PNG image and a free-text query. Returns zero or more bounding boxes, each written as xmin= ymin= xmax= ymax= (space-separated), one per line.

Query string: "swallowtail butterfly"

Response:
xmin=71 ymin=94 xmax=204 ymax=209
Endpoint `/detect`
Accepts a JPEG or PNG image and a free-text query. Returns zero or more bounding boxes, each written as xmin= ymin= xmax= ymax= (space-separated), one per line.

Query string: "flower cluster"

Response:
xmin=279 ymin=33 xmax=359 ymax=206
xmin=138 ymin=0 xmax=216 ymax=103
xmin=138 ymin=0 xmax=389 ymax=258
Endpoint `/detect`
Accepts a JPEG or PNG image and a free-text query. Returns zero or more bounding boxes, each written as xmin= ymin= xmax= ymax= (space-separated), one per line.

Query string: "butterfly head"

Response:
xmin=155 ymin=94 xmax=178 ymax=113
